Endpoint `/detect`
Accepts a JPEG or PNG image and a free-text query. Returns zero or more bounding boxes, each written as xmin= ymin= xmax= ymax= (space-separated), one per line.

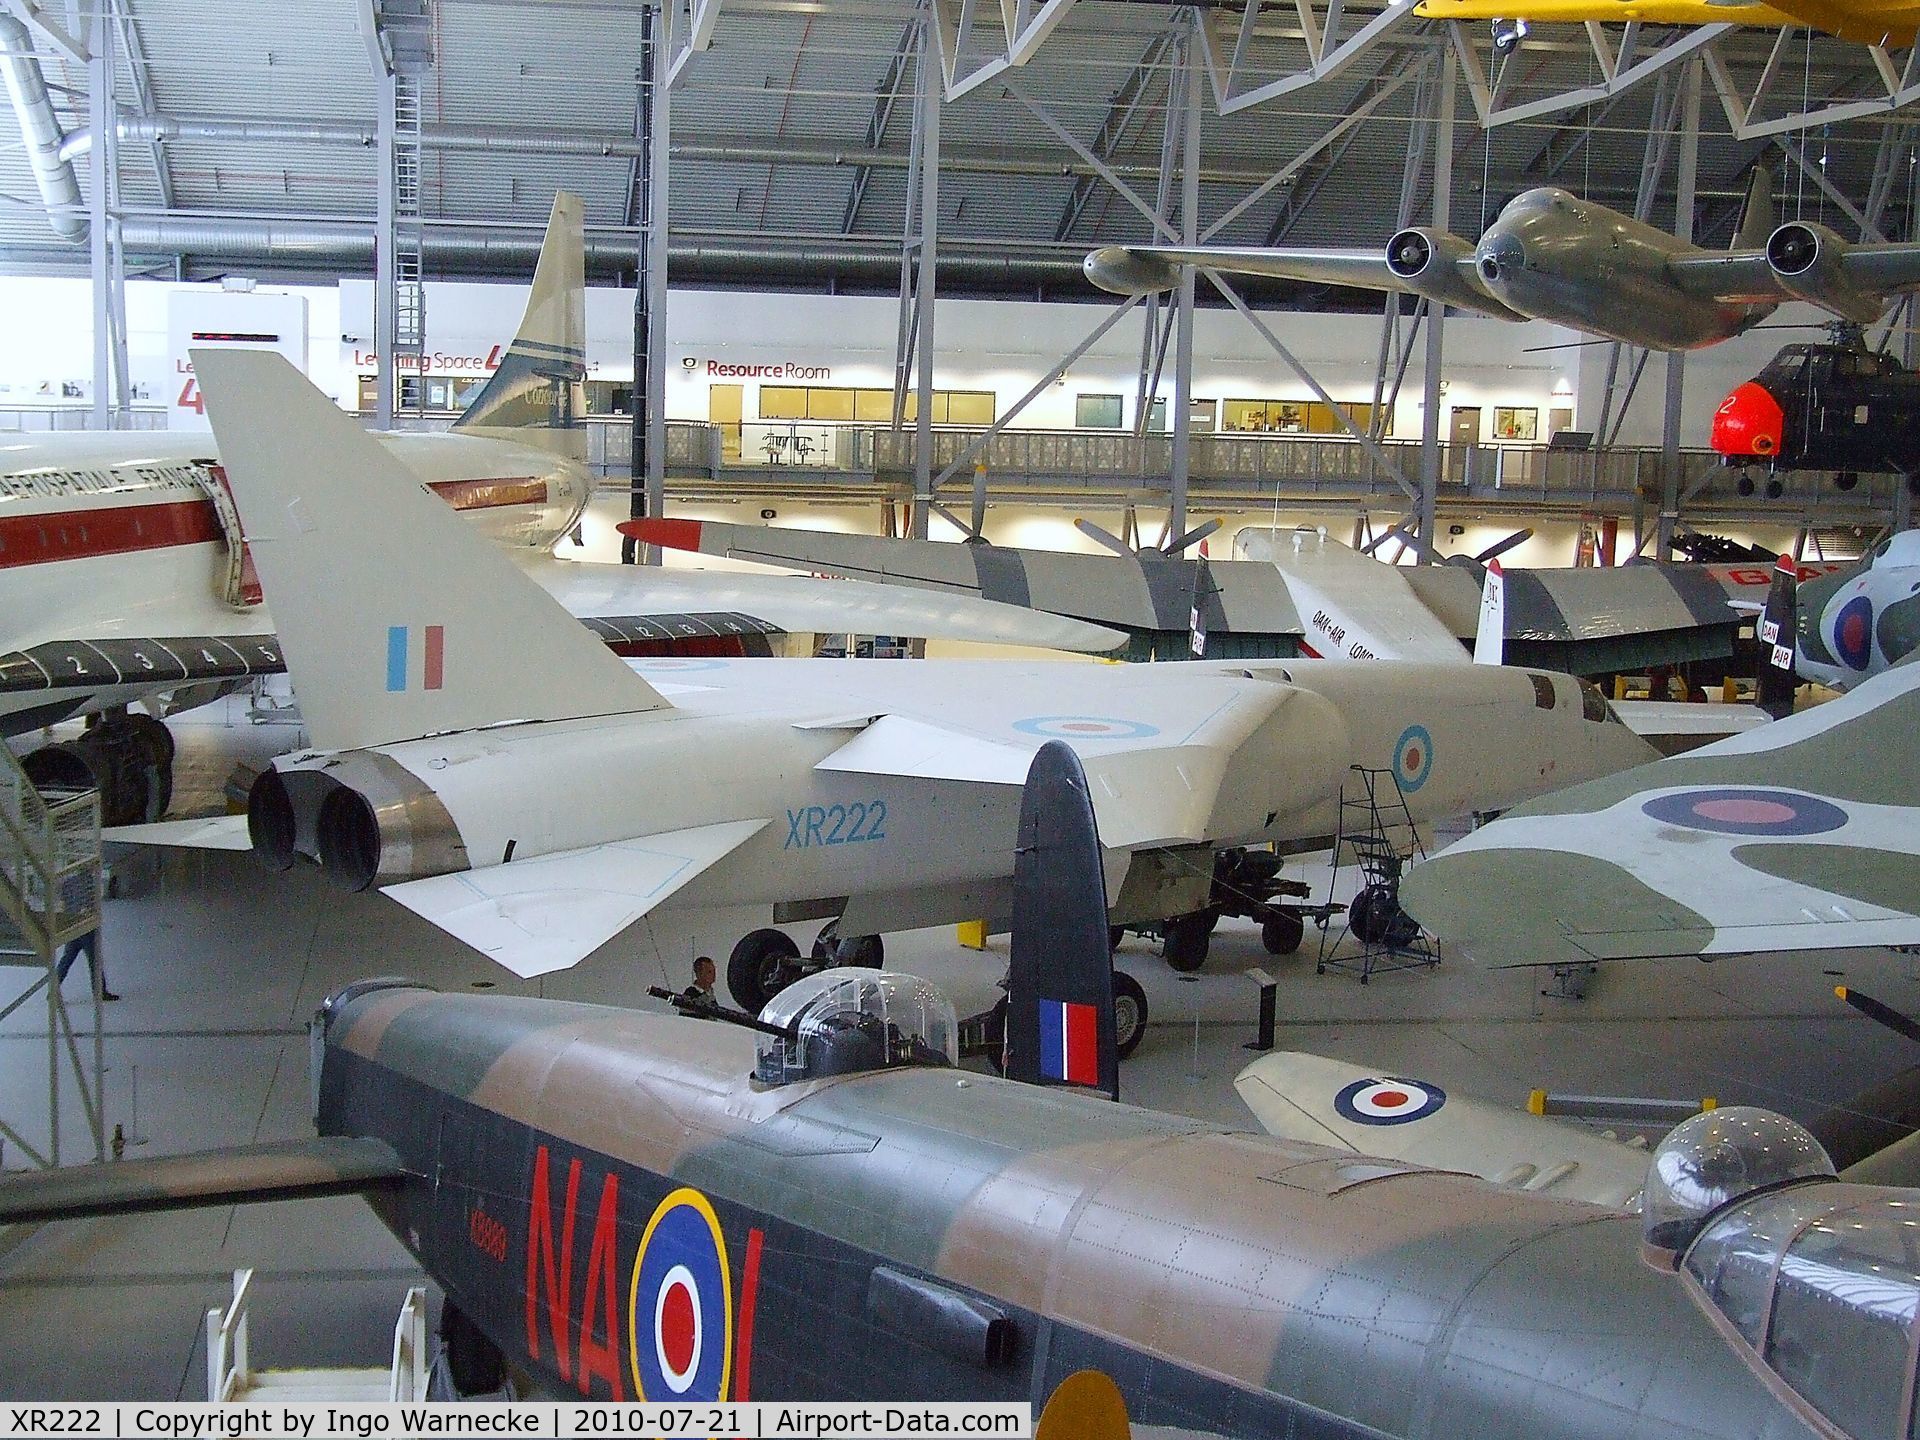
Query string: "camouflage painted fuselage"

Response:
xmin=321 ymin=985 xmax=1816 ymax=1437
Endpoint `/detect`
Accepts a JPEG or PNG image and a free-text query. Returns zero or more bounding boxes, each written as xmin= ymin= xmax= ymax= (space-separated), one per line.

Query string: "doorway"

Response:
xmin=710 ymin=383 xmax=743 ymax=461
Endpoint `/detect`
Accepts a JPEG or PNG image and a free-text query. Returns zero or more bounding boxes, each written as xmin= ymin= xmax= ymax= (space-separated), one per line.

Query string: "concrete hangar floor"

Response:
xmin=2 ymin=702 xmax=1918 ymax=1399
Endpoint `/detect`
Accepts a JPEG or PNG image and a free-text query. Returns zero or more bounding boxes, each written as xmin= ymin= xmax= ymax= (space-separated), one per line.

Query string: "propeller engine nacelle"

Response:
xmin=1082 ymin=246 xmax=1182 ymax=296
xmin=1384 ymin=228 xmax=1493 ymax=314
xmin=248 ymin=755 xmax=469 ymax=891
xmin=1765 ymin=222 xmax=1884 ymax=324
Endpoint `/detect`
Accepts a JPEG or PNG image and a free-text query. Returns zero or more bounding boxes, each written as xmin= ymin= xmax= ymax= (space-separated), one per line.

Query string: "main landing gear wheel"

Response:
xmin=1161 ymin=911 xmax=1214 ymax=973
xmin=812 ymin=919 xmax=884 ymax=969
xmin=1112 ymin=970 xmax=1148 ymax=1060
xmin=728 ymin=927 xmax=802 ymax=1013
xmin=1261 ymin=908 xmax=1306 ymax=956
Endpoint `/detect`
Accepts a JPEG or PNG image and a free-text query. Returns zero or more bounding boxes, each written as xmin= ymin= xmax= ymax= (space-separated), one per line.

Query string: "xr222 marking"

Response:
xmin=784 ymin=800 xmax=887 ymax=849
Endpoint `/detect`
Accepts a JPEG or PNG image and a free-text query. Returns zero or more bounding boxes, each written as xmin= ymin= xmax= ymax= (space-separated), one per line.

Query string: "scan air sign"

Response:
xmin=166 ymin=291 xmax=309 ymax=431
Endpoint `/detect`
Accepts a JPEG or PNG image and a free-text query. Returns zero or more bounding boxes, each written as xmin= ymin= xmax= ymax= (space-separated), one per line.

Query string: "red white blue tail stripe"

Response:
xmin=386 ymin=624 xmax=445 ymax=692
xmin=1039 ymin=999 xmax=1100 ymax=1085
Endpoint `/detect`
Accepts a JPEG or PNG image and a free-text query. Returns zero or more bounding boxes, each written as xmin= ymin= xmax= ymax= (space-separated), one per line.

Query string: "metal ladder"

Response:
xmin=0 ymin=743 xmax=105 ymax=1171
xmin=209 ymin=1269 xmax=430 ymax=1403
xmin=391 ymin=70 xmax=427 ymax=410
xmin=1316 ymin=765 xmax=1440 ymax=984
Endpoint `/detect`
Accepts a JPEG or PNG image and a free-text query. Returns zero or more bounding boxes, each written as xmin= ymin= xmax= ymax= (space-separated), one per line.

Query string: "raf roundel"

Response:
xmin=1833 ymin=594 xmax=1875 ymax=671
xmin=1012 ymin=715 xmax=1162 ymax=741
xmin=1641 ymin=787 xmax=1849 ymax=838
xmin=1393 ymin=724 xmax=1435 ymax=793
xmin=1334 ymin=1077 xmax=1447 ymax=1125
xmin=628 ymin=1188 xmax=733 ymax=1402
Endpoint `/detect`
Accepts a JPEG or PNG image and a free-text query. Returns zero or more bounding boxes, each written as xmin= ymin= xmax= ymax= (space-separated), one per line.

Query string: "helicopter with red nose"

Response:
xmin=1711 ymin=327 xmax=1920 ymax=497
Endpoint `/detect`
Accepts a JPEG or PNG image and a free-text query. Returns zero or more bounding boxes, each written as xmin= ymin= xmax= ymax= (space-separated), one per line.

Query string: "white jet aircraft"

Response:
xmin=0 ymin=193 xmax=1118 ymax=825
xmin=144 ymin=348 xmax=1655 ymax=1006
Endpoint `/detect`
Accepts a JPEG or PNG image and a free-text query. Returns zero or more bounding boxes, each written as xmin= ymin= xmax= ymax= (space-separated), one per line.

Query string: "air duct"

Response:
xmin=0 ymin=14 xmax=84 ymax=242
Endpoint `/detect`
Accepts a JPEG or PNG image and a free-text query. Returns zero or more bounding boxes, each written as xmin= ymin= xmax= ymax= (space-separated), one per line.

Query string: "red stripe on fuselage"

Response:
xmin=0 ymin=497 xmax=222 ymax=569
xmin=0 ymin=474 xmax=546 ymax=571
xmin=735 ymin=1227 xmax=765 ymax=1402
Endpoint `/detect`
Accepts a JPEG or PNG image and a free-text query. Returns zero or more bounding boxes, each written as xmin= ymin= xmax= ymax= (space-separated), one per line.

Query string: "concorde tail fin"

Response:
xmin=450 ymin=191 xmax=588 ymax=462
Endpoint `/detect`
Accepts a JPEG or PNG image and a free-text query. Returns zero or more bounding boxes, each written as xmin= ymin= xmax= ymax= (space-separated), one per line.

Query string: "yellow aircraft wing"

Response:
xmin=1415 ymin=0 xmax=1917 ymax=42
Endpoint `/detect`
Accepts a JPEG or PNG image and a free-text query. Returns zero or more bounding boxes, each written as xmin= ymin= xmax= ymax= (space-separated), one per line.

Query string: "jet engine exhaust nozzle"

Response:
xmin=247 ymin=769 xmax=298 ymax=872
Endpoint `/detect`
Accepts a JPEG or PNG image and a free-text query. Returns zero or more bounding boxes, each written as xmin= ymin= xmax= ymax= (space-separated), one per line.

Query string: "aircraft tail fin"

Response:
xmin=1757 ymin=550 xmax=1800 ymax=718
xmin=194 ymin=349 xmax=668 ymax=752
xmin=450 ymin=191 xmax=588 ymax=462
xmin=1473 ymin=559 xmax=1506 ymax=665
xmin=1005 ymin=740 xmax=1119 ymax=1101
xmin=1734 ymin=167 xmax=1776 ymax=252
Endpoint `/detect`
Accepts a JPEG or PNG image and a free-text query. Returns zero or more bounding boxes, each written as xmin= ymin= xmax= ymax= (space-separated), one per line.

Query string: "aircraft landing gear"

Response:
xmin=438 ymin=1302 xmax=506 ymax=1396
xmin=20 ymin=709 xmax=174 ymax=826
xmin=1160 ymin=911 xmax=1215 ymax=972
xmin=726 ymin=920 xmax=887 ymax=1013
xmin=1117 ymin=847 xmax=1318 ymax=973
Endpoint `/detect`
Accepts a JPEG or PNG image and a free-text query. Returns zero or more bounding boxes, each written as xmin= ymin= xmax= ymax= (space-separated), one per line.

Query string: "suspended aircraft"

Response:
xmin=5 ymin=751 xmax=1917 ymax=1439
xmin=1399 ymin=648 xmax=1920 ymax=968
xmin=128 ymin=348 xmax=1651 ymax=1003
xmin=1711 ymin=332 xmax=1920 ymax=494
xmin=627 ymin=514 xmax=1842 ymax=679
xmin=1083 ymin=169 xmax=1920 ymax=351
xmin=1412 ymin=0 xmax=1920 ymax=44
xmin=0 ymin=193 xmax=1119 ymax=826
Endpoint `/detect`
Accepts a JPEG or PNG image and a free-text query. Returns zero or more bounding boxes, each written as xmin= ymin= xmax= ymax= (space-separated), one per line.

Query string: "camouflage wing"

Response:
xmin=1399 ymin=655 xmax=1920 ymax=965
xmin=0 ymin=1137 xmax=406 ymax=1224
xmin=623 ymin=518 xmax=1304 ymax=643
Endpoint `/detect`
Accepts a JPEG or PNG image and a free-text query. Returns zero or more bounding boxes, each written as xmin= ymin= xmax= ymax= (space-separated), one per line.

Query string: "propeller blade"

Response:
xmin=1838 ymin=986 xmax=1920 ymax=1050
xmin=1360 ymin=523 xmax=1417 ymax=557
xmin=1473 ymin=528 xmax=1534 ymax=565
xmin=1162 ymin=518 xmax=1221 ymax=556
xmin=1074 ymin=518 xmax=1137 ymax=559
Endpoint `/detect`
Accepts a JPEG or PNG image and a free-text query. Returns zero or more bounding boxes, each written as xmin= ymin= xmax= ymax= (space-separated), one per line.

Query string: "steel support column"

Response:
xmin=624 ymin=2 xmax=669 ymax=565
xmin=87 ymin=15 xmax=124 ymax=428
xmin=909 ymin=5 xmax=940 ymax=541
xmin=1168 ymin=24 xmax=1201 ymax=542
xmin=1658 ymin=57 xmax=1702 ymax=560
xmin=1416 ymin=51 xmax=1454 ymax=558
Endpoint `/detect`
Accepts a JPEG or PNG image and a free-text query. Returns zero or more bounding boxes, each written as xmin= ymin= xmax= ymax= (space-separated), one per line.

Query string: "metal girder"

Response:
xmin=666 ymin=0 xmax=722 ymax=85
xmin=3 ymin=0 xmax=82 ymax=62
xmin=843 ymin=20 xmax=916 ymax=236
xmin=1005 ymin=75 xmax=1176 ymax=242
xmin=1453 ymin=18 xmax=1726 ymax=128
xmin=112 ymin=0 xmax=171 ymax=209
xmin=1194 ymin=0 xmax=1419 ymax=114
xmin=352 ymin=0 xmax=389 ymax=77
xmin=1052 ymin=28 xmax=1173 ymax=243
xmin=1773 ymin=132 xmax=1888 ymax=241
xmin=1705 ymin=33 xmax=1920 ymax=140
xmin=1247 ymin=55 xmax=1418 ymax=245
xmin=931 ymin=0 xmax=1082 ymax=102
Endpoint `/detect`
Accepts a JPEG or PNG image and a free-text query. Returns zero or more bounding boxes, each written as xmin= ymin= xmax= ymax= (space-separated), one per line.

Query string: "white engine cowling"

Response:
xmin=1082 ymin=246 xmax=1183 ymax=296
xmin=1765 ymin=221 xmax=1883 ymax=324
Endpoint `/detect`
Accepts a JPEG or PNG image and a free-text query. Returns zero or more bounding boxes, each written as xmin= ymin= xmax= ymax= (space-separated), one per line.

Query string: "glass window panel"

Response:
xmin=1189 ymin=398 xmax=1217 ymax=429
xmin=1076 ymin=394 xmax=1123 ymax=429
xmin=760 ymin=386 xmax=807 ymax=419
xmin=1222 ymin=399 xmax=1267 ymax=432
xmin=807 ymin=387 xmax=855 ymax=421
xmin=1494 ymin=407 xmax=1539 ymax=440
xmin=930 ymin=392 xmax=950 ymax=424
xmin=1147 ymin=398 xmax=1168 ymax=434
xmin=854 ymin=389 xmax=896 ymax=421
xmin=946 ymin=391 xmax=995 ymax=425
xmin=1271 ymin=402 xmax=1307 ymax=433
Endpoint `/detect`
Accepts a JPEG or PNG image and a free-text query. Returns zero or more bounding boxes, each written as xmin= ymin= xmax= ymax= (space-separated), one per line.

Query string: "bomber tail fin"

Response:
xmin=1734 ymin=166 xmax=1776 ymax=252
xmin=1473 ymin=559 xmax=1506 ymax=665
xmin=194 ymin=349 xmax=668 ymax=752
xmin=450 ymin=192 xmax=587 ymax=462
xmin=1005 ymin=741 xmax=1119 ymax=1101
xmin=1757 ymin=550 xmax=1800 ymax=718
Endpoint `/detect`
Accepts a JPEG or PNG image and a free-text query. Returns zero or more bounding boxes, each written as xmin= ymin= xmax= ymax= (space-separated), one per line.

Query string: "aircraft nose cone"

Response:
xmin=1476 ymin=237 xmax=1524 ymax=286
xmin=1712 ymin=381 xmax=1785 ymax=459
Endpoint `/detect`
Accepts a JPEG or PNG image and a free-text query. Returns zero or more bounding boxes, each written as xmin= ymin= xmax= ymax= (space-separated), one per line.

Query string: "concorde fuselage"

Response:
xmin=282 ymin=656 xmax=1651 ymax=932
xmin=0 ymin=429 xmax=589 ymax=733
xmin=317 ymin=981 xmax=1821 ymax=1435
